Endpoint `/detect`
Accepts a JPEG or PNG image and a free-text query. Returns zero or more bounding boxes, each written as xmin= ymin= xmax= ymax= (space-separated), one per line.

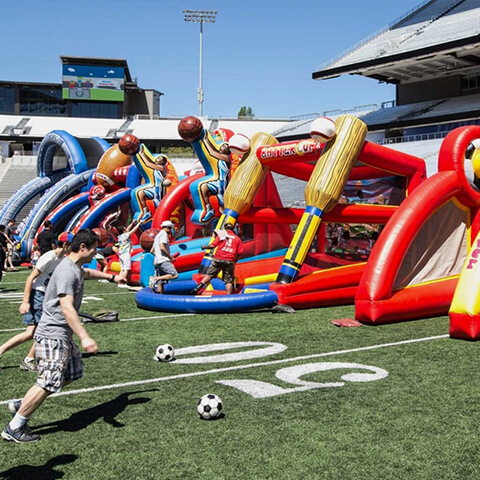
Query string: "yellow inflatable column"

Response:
xmin=198 ymin=132 xmax=277 ymax=274
xmin=449 ymin=228 xmax=480 ymax=340
xmin=276 ymin=115 xmax=367 ymax=284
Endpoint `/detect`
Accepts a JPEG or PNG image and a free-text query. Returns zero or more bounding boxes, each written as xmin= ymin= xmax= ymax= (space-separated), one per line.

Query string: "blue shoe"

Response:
xmin=140 ymin=211 xmax=152 ymax=224
xmin=2 ymin=423 xmax=40 ymax=443
xmin=201 ymin=208 xmax=215 ymax=223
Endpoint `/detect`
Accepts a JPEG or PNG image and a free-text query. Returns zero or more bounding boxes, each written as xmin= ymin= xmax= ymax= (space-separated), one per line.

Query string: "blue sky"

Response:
xmin=1 ymin=0 xmax=422 ymax=118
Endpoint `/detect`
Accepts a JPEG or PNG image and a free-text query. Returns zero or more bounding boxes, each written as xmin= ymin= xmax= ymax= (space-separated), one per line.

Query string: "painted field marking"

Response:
xmin=0 ymin=313 xmax=194 ymax=334
xmin=0 ymin=291 xmax=135 ymax=301
xmin=0 ymin=334 xmax=449 ymax=405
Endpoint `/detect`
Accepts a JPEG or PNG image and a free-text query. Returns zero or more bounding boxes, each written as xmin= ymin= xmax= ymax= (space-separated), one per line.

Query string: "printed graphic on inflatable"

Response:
xmin=130 ymin=144 xmax=179 ymax=227
xmin=178 ymin=117 xmax=233 ymax=225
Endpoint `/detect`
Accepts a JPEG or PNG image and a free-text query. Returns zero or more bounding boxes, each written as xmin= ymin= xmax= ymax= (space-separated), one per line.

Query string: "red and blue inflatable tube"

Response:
xmin=135 ymin=289 xmax=279 ymax=313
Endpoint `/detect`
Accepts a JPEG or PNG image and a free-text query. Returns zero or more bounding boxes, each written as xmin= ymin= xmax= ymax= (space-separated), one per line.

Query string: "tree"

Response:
xmin=237 ymin=106 xmax=255 ymax=119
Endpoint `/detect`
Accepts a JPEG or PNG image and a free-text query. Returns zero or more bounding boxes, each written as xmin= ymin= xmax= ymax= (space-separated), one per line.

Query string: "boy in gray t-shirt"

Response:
xmin=0 ymin=232 xmax=73 ymax=372
xmin=34 ymin=255 xmax=85 ymax=342
xmin=2 ymin=229 xmax=125 ymax=444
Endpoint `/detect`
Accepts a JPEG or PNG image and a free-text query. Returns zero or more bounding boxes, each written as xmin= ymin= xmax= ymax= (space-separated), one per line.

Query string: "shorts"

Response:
xmin=6 ymin=243 xmax=12 ymax=257
xmin=22 ymin=289 xmax=45 ymax=326
xmin=154 ymin=261 xmax=178 ymax=277
xmin=35 ymin=338 xmax=83 ymax=393
xmin=206 ymin=258 xmax=235 ymax=284
xmin=206 ymin=180 xmax=222 ymax=195
xmin=119 ymin=251 xmax=131 ymax=270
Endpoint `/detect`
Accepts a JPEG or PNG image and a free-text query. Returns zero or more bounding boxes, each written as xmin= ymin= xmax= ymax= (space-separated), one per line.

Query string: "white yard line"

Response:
xmin=0 ymin=334 xmax=449 ymax=404
xmin=0 ymin=291 xmax=135 ymax=300
xmin=0 ymin=313 xmax=194 ymax=334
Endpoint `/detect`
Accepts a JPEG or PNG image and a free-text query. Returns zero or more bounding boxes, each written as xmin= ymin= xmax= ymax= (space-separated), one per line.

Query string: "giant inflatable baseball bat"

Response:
xmin=198 ymin=131 xmax=278 ymax=273
xmin=276 ymin=115 xmax=368 ymax=284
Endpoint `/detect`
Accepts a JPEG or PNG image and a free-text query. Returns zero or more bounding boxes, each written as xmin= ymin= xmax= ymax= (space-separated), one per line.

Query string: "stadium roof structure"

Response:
xmin=313 ymin=0 xmax=480 ymax=84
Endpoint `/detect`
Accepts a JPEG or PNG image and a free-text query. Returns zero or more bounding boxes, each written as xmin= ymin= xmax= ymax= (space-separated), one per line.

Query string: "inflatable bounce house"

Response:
xmin=4 ymin=115 xmax=480 ymax=342
xmin=133 ymin=115 xmax=480 ymax=342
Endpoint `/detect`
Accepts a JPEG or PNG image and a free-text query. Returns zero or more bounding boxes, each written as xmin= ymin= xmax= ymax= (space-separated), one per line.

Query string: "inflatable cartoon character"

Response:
xmin=130 ymin=145 xmax=173 ymax=225
xmin=189 ymin=127 xmax=233 ymax=224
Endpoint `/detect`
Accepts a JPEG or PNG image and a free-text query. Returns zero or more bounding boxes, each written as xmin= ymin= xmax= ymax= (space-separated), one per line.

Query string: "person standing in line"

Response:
xmin=150 ymin=220 xmax=178 ymax=294
xmin=2 ymin=229 xmax=124 ymax=443
xmin=0 ymin=233 xmax=74 ymax=372
xmin=191 ymin=223 xmax=243 ymax=295
xmin=4 ymin=220 xmax=18 ymax=272
xmin=36 ymin=221 xmax=56 ymax=256
xmin=0 ymin=225 xmax=7 ymax=283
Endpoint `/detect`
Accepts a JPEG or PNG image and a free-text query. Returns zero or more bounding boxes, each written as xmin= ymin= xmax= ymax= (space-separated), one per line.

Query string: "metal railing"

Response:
xmin=315 ymin=0 xmax=433 ymax=71
xmin=380 ymin=131 xmax=449 ymax=145
xmin=323 ymin=104 xmax=379 ymax=116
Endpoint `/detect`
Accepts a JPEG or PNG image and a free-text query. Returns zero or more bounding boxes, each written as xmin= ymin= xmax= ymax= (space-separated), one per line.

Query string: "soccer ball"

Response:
xmin=197 ymin=394 xmax=223 ymax=420
xmin=154 ymin=344 xmax=175 ymax=362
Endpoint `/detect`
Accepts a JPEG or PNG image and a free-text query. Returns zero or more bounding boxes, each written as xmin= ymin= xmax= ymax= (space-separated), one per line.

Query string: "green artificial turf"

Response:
xmin=1 ymin=269 xmax=480 ymax=479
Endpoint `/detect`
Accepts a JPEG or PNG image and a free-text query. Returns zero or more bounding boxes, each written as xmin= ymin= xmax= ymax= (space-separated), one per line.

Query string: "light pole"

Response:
xmin=183 ymin=9 xmax=217 ymax=117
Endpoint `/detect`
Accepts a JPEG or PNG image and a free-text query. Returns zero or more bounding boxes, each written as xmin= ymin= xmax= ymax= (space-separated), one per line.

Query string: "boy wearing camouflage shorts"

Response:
xmin=2 ymin=229 xmax=123 ymax=443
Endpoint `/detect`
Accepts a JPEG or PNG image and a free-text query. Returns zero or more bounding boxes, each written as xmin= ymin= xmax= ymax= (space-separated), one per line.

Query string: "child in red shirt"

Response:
xmin=191 ymin=224 xmax=243 ymax=295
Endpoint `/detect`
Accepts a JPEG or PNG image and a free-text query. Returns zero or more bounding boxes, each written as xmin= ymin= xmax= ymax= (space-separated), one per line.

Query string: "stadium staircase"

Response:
xmin=106 ymin=119 xmax=133 ymax=138
xmin=399 ymin=0 xmax=467 ymax=46
xmin=396 ymin=99 xmax=447 ymax=122
xmin=2 ymin=117 xmax=32 ymax=136
xmin=0 ymin=161 xmax=38 ymax=223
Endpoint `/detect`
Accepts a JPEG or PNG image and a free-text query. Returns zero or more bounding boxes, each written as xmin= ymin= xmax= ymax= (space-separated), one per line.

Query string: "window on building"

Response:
xmin=71 ymin=101 xmax=120 ymax=119
xmin=0 ymin=86 xmax=15 ymax=113
xmin=462 ymin=73 xmax=480 ymax=92
xmin=19 ymin=86 xmax=66 ymax=116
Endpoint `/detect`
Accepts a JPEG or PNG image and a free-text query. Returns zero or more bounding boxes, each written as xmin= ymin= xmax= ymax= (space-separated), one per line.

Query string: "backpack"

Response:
xmin=79 ymin=310 xmax=119 ymax=323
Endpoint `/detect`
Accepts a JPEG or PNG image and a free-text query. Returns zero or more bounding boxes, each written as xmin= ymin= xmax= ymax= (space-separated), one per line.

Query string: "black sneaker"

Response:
xmin=2 ymin=423 xmax=40 ymax=443
xmin=7 ymin=400 xmax=22 ymax=416
xmin=190 ymin=284 xmax=203 ymax=295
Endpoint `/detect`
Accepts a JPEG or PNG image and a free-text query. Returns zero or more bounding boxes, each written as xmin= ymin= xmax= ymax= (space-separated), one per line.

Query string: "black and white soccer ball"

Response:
xmin=154 ymin=344 xmax=175 ymax=362
xmin=197 ymin=394 xmax=223 ymax=420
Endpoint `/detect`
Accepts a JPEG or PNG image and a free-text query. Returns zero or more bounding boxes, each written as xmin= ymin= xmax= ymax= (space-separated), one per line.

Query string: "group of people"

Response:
xmin=1 ymin=228 xmax=125 ymax=443
xmin=148 ymin=220 xmax=244 ymax=296
xmin=0 ymin=215 xmax=245 ymax=444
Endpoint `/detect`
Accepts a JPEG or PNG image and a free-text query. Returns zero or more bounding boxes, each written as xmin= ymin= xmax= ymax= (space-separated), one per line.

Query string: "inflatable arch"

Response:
xmin=355 ymin=126 xmax=480 ymax=328
xmin=36 ymin=130 xmax=90 ymax=177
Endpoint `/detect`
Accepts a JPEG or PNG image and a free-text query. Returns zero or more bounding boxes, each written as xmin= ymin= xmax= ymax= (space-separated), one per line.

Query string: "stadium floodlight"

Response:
xmin=183 ymin=9 xmax=217 ymax=117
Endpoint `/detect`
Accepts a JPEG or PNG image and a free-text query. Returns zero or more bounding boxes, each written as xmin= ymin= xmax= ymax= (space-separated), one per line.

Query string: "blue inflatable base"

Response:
xmin=162 ymin=278 xmax=226 ymax=295
xmin=135 ymin=288 xmax=279 ymax=313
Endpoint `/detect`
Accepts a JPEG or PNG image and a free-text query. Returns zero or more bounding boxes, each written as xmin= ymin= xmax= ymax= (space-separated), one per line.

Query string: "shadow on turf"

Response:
xmin=32 ymin=390 xmax=158 ymax=435
xmin=200 ymin=412 xmax=226 ymax=421
xmin=81 ymin=350 xmax=118 ymax=358
xmin=0 ymin=454 xmax=77 ymax=480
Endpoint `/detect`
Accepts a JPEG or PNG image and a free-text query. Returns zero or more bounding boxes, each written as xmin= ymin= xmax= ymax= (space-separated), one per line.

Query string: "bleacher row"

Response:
xmin=323 ymin=0 xmax=476 ymax=69
xmin=359 ymin=92 xmax=480 ymax=128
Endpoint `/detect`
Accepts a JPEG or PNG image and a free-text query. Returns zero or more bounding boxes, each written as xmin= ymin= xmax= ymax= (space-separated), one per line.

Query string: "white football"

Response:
xmin=229 ymin=134 xmax=251 ymax=155
xmin=162 ymin=178 xmax=172 ymax=187
xmin=154 ymin=343 xmax=175 ymax=362
xmin=310 ymin=117 xmax=336 ymax=143
xmin=197 ymin=393 xmax=223 ymax=420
